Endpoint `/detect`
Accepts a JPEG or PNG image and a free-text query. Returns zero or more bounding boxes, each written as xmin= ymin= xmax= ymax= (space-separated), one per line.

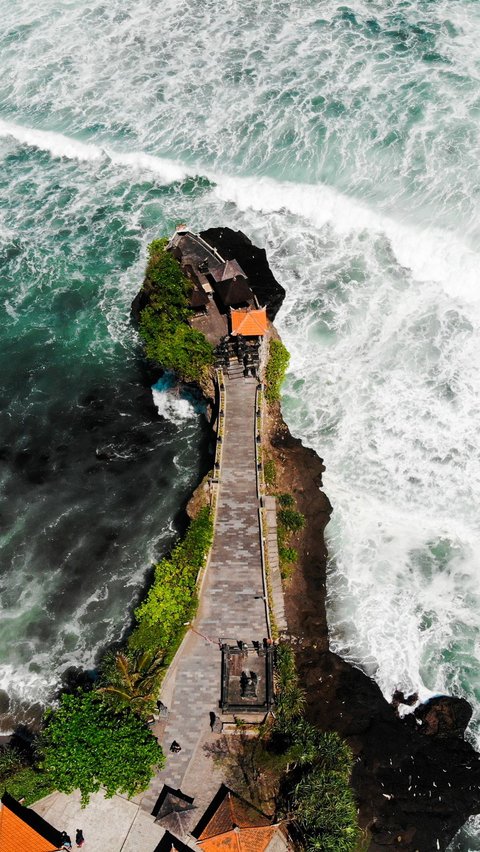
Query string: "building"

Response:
xmin=191 ymin=784 xmax=289 ymax=851
xmin=0 ymin=792 xmax=64 ymax=852
xmin=220 ymin=640 xmax=274 ymax=717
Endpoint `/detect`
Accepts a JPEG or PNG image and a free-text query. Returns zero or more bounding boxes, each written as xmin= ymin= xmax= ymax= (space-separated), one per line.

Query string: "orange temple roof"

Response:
xmin=0 ymin=793 xmax=64 ymax=852
xmin=193 ymin=785 xmax=286 ymax=852
xmin=230 ymin=308 xmax=267 ymax=337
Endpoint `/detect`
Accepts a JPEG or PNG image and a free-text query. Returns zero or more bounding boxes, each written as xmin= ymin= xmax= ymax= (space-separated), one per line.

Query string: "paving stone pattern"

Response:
xmin=141 ymin=374 xmax=269 ymax=821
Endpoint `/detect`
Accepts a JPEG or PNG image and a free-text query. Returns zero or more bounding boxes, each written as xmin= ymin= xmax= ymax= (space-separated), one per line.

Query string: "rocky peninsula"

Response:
xmin=133 ymin=226 xmax=480 ymax=852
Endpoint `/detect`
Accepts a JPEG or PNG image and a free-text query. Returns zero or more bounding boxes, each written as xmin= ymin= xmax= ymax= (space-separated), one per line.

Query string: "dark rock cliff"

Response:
xmin=132 ymin=229 xmax=480 ymax=850
xmin=266 ymin=379 xmax=480 ymax=852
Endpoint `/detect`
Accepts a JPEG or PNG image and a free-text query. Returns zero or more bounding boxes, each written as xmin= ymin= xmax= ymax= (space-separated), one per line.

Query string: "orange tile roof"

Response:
xmin=230 ymin=308 xmax=267 ymax=337
xmin=198 ymin=825 xmax=278 ymax=852
xmin=195 ymin=788 xmax=280 ymax=852
xmin=0 ymin=800 xmax=60 ymax=852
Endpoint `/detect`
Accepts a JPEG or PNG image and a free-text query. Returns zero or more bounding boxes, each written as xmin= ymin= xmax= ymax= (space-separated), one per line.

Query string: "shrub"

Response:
xmin=1 ymin=766 xmax=55 ymax=806
xmin=129 ymin=507 xmax=213 ymax=656
xmin=278 ymin=545 xmax=297 ymax=565
xmin=138 ymin=238 xmax=214 ymax=382
xmin=293 ymin=764 xmax=359 ymax=852
xmin=278 ymin=493 xmax=294 ymax=508
xmin=272 ymin=645 xmax=359 ymax=851
xmin=40 ymin=691 xmax=164 ymax=806
xmin=0 ymin=746 xmax=25 ymax=779
xmin=278 ymin=508 xmax=305 ymax=532
xmin=265 ymin=340 xmax=290 ymax=404
xmin=274 ymin=644 xmax=306 ymax=732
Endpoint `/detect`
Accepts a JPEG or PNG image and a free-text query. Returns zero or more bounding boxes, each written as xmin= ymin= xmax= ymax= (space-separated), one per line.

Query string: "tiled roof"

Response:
xmin=230 ymin=309 xmax=267 ymax=336
xmin=211 ymin=260 xmax=247 ymax=283
xmin=215 ymin=279 xmax=254 ymax=307
xmin=0 ymin=793 xmax=63 ymax=852
xmin=197 ymin=825 xmax=278 ymax=852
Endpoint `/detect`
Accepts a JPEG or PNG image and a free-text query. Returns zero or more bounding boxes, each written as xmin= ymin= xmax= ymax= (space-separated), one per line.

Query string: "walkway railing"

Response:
xmin=254 ymin=383 xmax=272 ymax=639
xmin=196 ymin=368 xmax=225 ymax=594
xmin=255 ymin=380 xmax=288 ymax=638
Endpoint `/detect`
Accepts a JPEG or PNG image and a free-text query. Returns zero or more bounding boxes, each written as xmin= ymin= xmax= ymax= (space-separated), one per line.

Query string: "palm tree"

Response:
xmin=97 ymin=649 xmax=166 ymax=718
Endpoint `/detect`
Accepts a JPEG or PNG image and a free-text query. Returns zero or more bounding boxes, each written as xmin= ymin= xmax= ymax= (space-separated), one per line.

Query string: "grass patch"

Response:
xmin=264 ymin=458 xmax=277 ymax=489
xmin=265 ymin=340 xmax=290 ymax=404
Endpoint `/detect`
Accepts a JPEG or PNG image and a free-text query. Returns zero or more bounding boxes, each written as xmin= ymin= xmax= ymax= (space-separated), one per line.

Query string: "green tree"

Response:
xmin=97 ymin=650 xmax=166 ymax=717
xmin=40 ymin=691 xmax=164 ymax=805
xmin=137 ymin=238 xmax=214 ymax=382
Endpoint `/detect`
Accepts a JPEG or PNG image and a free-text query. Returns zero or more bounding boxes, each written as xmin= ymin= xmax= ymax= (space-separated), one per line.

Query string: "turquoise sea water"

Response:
xmin=1 ymin=1 xmax=480 ymax=845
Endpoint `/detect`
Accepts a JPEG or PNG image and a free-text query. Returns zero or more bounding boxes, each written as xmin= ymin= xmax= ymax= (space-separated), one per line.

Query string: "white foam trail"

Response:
xmin=2 ymin=118 xmax=478 ymax=309
xmin=0 ymin=118 xmax=189 ymax=183
xmin=213 ymin=174 xmax=480 ymax=303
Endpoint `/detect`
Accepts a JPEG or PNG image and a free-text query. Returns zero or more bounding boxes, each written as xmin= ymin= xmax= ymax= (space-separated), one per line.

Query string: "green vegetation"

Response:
xmin=276 ymin=494 xmax=304 ymax=578
xmin=129 ymin=506 xmax=213 ymax=657
xmin=264 ymin=458 xmax=277 ymax=488
xmin=139 ymin=238 xmax=213 ymax=382
xmin=40 ymin=691 xmax=164 ymax=806
xmin=265 ymin=339 xmax=290 ymax=404
xmin=1 ymin=765 xmax=55 ymax=806
xmin=278 ymin=507 xmax=305 ymax=533
xmin=97 ymin=650 xmax=165 ymax=718
xmin=293 ymin=766 xmax=359 ymax=852
xmin=273 ymin=645 xmax=359 ymax=852
xmin=0 ymin=747 xmax=55 ymax=806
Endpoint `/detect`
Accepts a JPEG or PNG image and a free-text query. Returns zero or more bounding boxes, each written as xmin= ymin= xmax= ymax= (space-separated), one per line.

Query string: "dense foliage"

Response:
xmin=1 ymin=764 xmax=55 ymax=806
xmin=139 ymin=238 xmax=213 ymax=381
xmin=272 ymin=645 xmax=359 ymax=852
xmin=129 ymin=506 xmax=213 ymax=656
xmin=40 ymin=691 xmax=164 ymax=805
xmin=97 ymin=649 xmax=165 ymax=717
xmin=265 ymin=339 xmax=290 ymax=404
xmin=0 ymin=746 xmax=55 ymax=805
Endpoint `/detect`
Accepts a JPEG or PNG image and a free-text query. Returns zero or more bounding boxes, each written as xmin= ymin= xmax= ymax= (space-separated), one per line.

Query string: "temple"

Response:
xmin=0 ymin=792 xmax=64 ymax=852
xmin=167 ymin=227 xmax=268 ymax=377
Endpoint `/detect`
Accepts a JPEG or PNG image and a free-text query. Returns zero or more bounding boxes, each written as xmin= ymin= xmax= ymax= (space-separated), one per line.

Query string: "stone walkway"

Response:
xmin=140 ymin=374 xmax=269 ymax=828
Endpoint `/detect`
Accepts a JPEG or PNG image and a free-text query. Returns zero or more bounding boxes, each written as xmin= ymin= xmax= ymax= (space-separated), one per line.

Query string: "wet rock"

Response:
xmin=0 ymin=689 xmax=10 ymax=715
xmin=414 ymin=696 xmax=472 ymax=739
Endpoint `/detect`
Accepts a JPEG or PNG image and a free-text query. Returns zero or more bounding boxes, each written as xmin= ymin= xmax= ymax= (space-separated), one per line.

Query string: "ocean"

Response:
xmin=0 ymin=0 xmax=479 ymax=845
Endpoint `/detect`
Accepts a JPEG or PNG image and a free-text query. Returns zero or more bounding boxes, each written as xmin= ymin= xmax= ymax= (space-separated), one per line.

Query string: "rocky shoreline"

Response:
xmin=196 ymin=229 xmax=480 ymax=851
xmin=132 ymin=227 xmax=480 ymax=851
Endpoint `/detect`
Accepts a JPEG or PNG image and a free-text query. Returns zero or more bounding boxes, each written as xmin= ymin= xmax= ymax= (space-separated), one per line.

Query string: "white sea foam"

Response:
xmin=2 ymin=1 xmax=480 ymax=844
xmin=152 ymin=376 xmax=198 ymax=424
xmin=0 ymin=118 xmax=189 ymax=183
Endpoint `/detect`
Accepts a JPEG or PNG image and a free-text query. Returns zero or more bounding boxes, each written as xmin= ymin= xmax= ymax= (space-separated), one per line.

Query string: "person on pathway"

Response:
xmin=60 ymin=832 xmax=72 ymax=849
xmin=76 ymin=828 xmax=85 ymax=847
xmin=170 ymin=740 xmax=181 ymax=753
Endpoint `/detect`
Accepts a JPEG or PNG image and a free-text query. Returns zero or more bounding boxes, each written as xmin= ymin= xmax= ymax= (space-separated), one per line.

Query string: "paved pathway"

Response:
xmin=140 ymin=374 xmax=269 ymax=827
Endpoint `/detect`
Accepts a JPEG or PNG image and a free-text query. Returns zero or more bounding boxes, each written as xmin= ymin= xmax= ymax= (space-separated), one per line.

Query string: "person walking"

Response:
xmin=170 ymin=740 xmax=181 ymax=753
xmin=60 ymin=832 xmax=72 ymax=849
xmin=76 ymin=828 xmax=85 ymax=847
